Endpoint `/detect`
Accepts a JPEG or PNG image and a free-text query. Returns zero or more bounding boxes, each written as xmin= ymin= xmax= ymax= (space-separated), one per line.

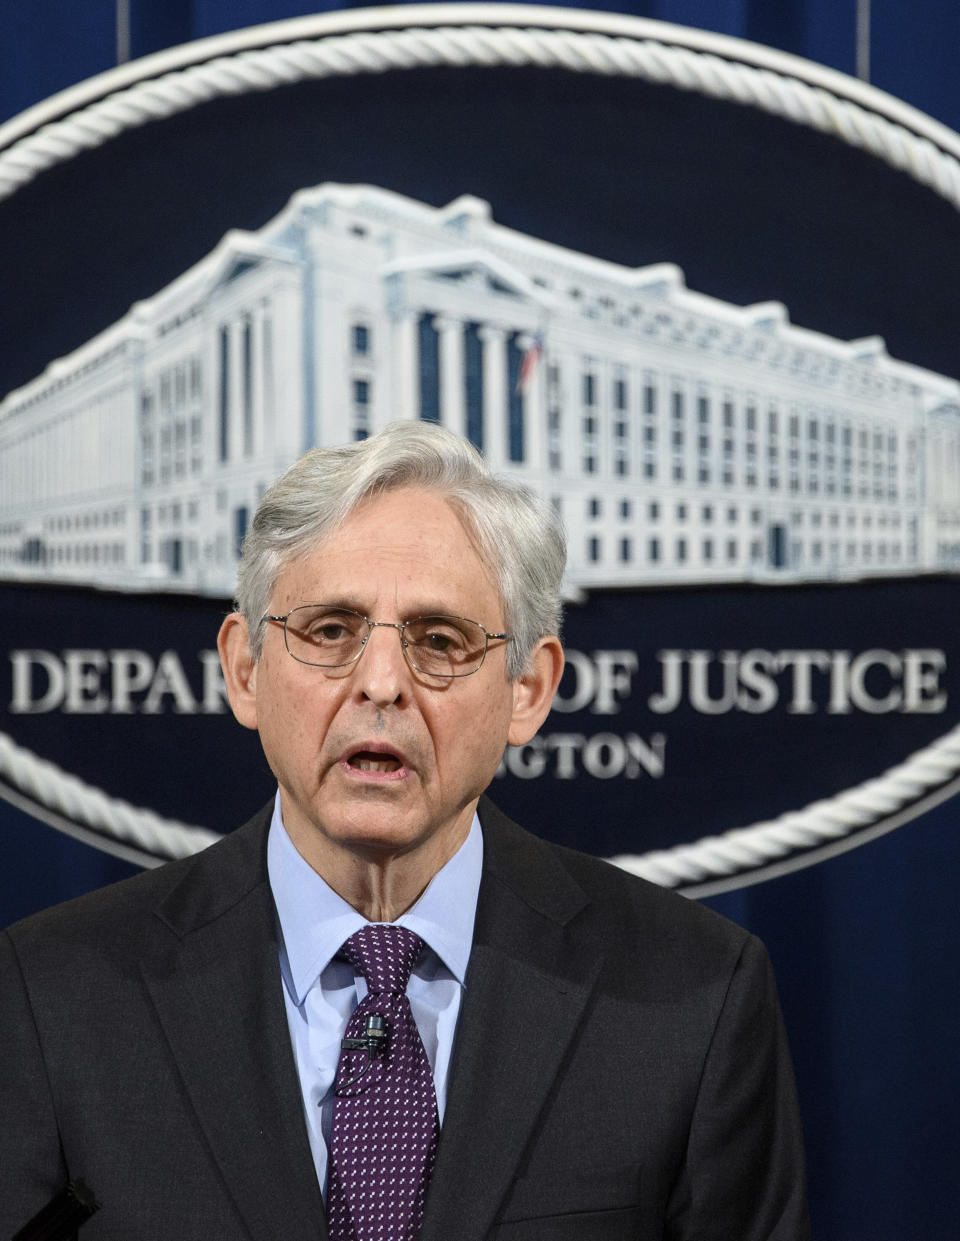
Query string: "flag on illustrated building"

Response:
xmin=516 ymin=333 xmax=544 ymax=394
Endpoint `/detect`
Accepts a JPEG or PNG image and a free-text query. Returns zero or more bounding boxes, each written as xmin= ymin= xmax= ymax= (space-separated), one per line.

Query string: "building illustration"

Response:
xmin=2 ymin=181 xmax=960 ymax=597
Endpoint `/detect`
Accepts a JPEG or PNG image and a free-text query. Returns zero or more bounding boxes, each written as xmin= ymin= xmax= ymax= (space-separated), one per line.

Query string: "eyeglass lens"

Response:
xmin=283 ymin=605 xmax=489 ymax=676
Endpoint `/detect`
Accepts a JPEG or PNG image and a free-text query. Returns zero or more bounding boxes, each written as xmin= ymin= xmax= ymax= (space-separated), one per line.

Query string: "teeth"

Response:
xmin=353 ymin=757 xmax=401 ymax=772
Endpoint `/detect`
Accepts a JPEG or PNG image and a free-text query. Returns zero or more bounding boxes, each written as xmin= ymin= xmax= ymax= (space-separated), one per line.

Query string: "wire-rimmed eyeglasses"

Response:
xmin=261 ymin=604 xmax=509 ymax=678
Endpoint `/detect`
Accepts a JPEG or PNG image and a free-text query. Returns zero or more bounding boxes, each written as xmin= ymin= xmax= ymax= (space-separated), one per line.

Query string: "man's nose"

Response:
xmin=355 ymin=622 xmax=409 ymax=705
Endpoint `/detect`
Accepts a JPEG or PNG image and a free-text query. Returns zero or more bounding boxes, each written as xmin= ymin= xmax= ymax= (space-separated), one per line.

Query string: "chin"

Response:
xmin=329 ymin=816 xmax=426 ymax=855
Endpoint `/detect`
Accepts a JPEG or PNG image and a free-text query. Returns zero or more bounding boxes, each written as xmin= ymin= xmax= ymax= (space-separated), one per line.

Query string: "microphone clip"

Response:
xmin=336 ymin=1013 xmax=389 ymax=1095
xmin=340 ymin=1013 xmax=387 ymax=1058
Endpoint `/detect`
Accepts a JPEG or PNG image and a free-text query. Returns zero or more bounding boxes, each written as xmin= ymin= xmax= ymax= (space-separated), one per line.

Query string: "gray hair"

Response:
xmin=236 ymin=421 xmax=566 ymax=677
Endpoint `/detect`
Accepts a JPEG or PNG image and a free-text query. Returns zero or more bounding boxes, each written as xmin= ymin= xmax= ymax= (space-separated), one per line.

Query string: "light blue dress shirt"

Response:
xmin=266 ymin=794 xmax=483 ymax=1196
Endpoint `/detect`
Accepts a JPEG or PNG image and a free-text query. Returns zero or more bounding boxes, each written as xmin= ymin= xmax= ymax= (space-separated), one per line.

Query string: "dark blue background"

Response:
xmin=3 ymin=5 xmax=960 ymax=1237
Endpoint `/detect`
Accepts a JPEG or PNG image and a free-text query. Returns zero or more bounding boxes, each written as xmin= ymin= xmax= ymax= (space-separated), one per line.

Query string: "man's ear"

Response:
xmin=217 ymin=612 xmax=259 ymax=730
xmin=507 ymin=635 xmax=564 ymax=747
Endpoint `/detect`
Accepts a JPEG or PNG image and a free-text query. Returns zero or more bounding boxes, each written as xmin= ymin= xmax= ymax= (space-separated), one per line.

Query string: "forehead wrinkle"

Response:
xmin=279 ymin=490 xmax=505 ymax=624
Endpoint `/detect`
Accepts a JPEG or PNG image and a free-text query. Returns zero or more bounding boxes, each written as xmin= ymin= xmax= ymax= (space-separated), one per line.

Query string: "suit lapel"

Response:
xmin=420 ymin=801 xmax=601 ymax=1241
xmin=140 ymin=810 xmax=327 ymax=1241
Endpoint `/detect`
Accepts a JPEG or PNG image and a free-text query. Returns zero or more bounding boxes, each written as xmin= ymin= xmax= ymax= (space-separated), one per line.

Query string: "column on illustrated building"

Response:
xmin=259 ymin=302 xmax=274 ymax=461
xmin=214 ymin=317 xmax=237 ymax=573
xmin=517 ymin=330 xmax=546 ymax=477
xmin=129 ymin=343 xmax=147 ymax=575
xmin=228 ymin=316 xmax=245 ymax=472
xmin=200 ymin=318 xmax=218 ymax=575
xmin=463 ymin=320 xmax=485 ymax=453
xmin=215 ymin=319 xmax=232 ymax=469
xmin=478 ymin=324 xmax=507 ymax=470
xmin=241 ymin=311 xmax=257 ymax=462
xmin=392 ymin=312 xmax=420 ymax=425
xmin=435 ymin=315 xmax=466 ymax=440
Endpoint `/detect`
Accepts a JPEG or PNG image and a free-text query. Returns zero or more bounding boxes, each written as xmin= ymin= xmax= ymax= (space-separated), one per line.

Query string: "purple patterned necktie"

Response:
xmin=327 ymin=924 xmax=439 ymax=1241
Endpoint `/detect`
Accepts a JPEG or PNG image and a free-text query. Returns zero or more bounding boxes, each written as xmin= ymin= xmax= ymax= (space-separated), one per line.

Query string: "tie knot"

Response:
xmin=339 ymin=923 xmax=426 ymax=995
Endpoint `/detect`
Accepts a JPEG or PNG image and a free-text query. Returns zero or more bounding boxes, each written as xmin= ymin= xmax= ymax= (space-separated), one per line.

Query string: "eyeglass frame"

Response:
xmin=260 ymin=605 xmax=510 ymax=679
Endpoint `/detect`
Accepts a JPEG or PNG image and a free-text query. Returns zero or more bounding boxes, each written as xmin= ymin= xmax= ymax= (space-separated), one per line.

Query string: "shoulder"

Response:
xmin=477 ymin=795 xmax=754 ymax=967
xmin=2 ymin=803 xmax=273 ymax=971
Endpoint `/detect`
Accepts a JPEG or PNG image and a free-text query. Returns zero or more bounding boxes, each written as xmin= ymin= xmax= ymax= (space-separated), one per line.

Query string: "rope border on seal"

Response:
xmin=2 ymin=4 xmax=959 ymax=889
xmin=0 ymin=730 xmax=220 ymax=867
xmin=612 ymin=721 xmax=960 ymax=895
xmin=4 ymin=11 xmax=960 ymax=210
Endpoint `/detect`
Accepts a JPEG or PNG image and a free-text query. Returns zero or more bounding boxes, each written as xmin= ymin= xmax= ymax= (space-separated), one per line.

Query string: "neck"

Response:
xmin=334 ymin=860 xmax=431 ymax=923
xmin=282 ymin=807 xmax=473 ymax=922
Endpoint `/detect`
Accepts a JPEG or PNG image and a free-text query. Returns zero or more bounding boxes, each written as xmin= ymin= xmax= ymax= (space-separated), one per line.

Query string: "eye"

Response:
xmin=312 ymin=621 xmax=349 ymax=641
xmin=408 ymin=618 xmax=471 ymax=652
xmin=402 ymin=616 xmax=488 ymax=676
xmin=292 ymin=608 xmax=362 ymax=644
xmin=423 ymin=629 xmax=459 ymax=652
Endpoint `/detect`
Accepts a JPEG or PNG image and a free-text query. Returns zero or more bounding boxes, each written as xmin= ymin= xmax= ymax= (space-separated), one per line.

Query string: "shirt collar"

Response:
xmin=267 ymin=792 xmax=483 ymax=1006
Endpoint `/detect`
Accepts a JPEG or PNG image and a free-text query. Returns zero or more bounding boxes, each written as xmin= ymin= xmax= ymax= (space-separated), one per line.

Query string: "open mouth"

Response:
xmin=347 ymin=752 xmax=403 ymax=773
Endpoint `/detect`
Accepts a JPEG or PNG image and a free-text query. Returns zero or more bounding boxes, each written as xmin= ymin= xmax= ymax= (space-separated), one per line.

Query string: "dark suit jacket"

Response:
xmin=0 ymin=798 xmax=810 ymax=1240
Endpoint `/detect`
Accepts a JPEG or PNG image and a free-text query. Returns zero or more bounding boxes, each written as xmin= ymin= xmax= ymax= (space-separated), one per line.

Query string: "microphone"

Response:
xmin=13 ymin=1179 xmax=99 ymax=1241
xmin=340 ymin=1013 xmax=387 ymax=1057
xmin=336 ymin=1014 xmax=388 ymax=1095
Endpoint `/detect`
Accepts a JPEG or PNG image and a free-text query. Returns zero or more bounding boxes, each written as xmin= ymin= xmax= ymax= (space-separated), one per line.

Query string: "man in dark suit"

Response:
xmin=1 ymin=421 xmax=810 ymax=1239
